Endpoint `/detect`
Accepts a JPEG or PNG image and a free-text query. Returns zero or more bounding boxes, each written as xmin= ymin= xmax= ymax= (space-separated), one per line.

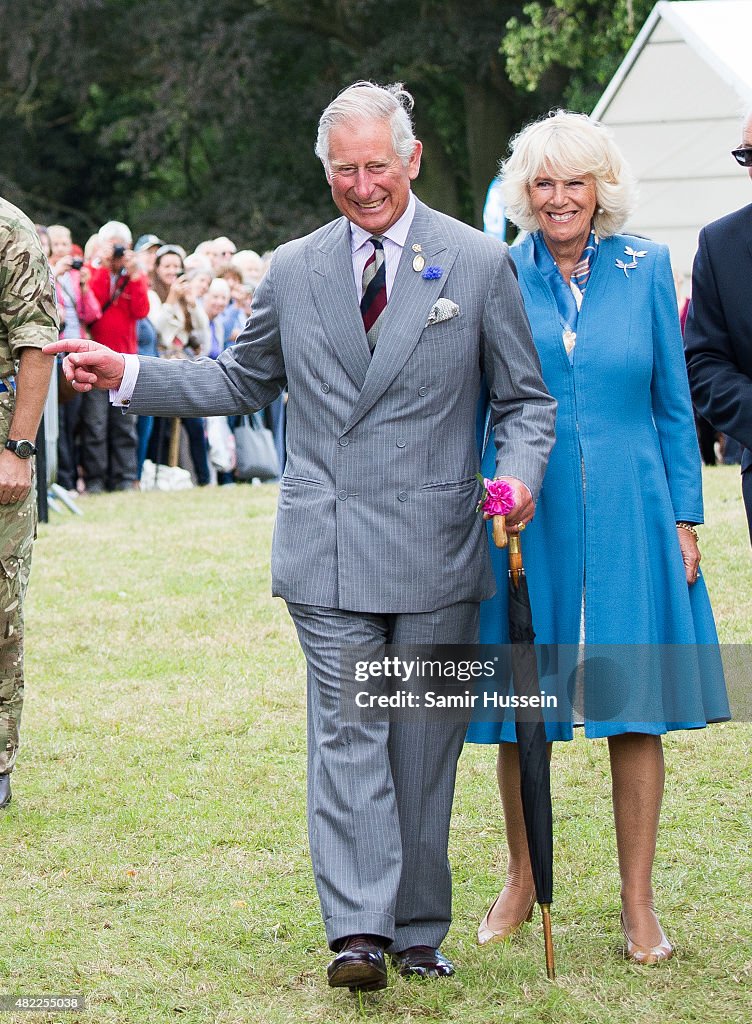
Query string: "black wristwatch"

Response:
xmin=5 ymin=438 xmax=37 ymax=459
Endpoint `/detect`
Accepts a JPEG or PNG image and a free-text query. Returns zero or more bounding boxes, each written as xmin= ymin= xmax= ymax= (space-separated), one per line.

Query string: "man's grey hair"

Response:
xmin=315 ymin=81 xmax=417 ymax=170
xmin=99 ymin=220 xmax=132 ymax=245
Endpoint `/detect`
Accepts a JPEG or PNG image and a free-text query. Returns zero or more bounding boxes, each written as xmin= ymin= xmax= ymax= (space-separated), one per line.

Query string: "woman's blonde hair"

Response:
xmin=501 ymin=110 xmax=636 ymax=238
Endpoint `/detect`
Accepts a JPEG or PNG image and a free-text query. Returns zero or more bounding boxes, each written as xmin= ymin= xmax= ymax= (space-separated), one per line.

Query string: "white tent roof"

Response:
xmin=592 ymin=1 xmax=752 ymax=277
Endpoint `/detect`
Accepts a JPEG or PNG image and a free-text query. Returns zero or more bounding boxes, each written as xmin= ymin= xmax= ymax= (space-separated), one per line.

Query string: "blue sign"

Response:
xmin=483 ymin=177 xmax=506 ymax=241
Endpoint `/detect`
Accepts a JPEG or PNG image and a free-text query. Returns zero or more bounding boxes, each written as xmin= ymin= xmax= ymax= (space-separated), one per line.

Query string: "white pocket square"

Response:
xmin=425 ymin=298 xmax=460 ymax=327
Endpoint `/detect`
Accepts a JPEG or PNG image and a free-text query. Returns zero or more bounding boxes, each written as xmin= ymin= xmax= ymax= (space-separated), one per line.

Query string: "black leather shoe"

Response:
xmin=327 ymin=935 xmax=388 ymax=992
xmin=0 ymin=773 xmax=11 ymax=809
xmin=390 ymin=946 xmax=455 ymax=979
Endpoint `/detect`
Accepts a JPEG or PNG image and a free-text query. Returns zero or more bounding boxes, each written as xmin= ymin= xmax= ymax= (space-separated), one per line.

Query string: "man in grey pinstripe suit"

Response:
xmin=47 ymin=82 xmax=556 ymax=993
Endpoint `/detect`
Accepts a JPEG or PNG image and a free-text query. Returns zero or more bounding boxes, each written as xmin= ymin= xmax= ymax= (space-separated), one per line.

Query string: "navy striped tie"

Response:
xmin=360 ymin=236 xmax=386 ymax=351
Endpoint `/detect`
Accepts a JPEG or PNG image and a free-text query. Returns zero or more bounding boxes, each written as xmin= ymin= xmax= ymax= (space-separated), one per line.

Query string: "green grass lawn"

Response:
xmin=1 ymin=466 xmax=750 ymax=1023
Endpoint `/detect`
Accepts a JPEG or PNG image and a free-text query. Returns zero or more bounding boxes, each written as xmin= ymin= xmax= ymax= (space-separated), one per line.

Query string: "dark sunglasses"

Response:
xmin=731 ymin=147 xmax=752 ymax=167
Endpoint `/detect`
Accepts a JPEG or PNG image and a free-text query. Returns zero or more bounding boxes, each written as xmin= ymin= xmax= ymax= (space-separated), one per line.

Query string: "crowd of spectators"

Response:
xmin=37 ymin=219 xmax=735 ymax=492
xmin=35 ymin=221 xmax=282 ymax=493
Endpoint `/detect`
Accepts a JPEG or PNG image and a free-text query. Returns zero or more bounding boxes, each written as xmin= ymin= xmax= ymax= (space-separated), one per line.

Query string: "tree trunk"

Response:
xmin=463 ymin=81 xmax=512 ymax=228
xmin=412 ymin=119 xmax=461 ymax=220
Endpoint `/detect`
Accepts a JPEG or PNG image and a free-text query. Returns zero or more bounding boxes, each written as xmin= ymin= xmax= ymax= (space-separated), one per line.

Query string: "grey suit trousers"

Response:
xmin=287 ymin=600 xmax=479 ymax=952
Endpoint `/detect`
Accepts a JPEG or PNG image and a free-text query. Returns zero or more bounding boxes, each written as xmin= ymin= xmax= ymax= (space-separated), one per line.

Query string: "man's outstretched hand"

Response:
xmin=42 ymin=339 xmax=126 ymax=393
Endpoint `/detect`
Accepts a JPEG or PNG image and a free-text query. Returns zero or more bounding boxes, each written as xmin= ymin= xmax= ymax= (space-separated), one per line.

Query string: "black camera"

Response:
xmin=112 ymin=244 xmax=126 ymax=259
xmin=71 ymin=257 xmax=84 ymax=270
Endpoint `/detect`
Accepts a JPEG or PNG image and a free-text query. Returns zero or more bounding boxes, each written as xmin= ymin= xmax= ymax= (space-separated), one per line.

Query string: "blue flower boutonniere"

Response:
xmin=422 ymin=265 xmax=443 ymax=280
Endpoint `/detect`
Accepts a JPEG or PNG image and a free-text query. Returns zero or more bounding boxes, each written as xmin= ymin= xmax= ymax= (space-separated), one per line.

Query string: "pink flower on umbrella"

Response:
xmin=476 ymin=476 xmax=516 ymax=516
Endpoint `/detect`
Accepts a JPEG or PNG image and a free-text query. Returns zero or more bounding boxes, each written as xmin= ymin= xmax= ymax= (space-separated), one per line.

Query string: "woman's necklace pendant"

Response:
xmin=562 ymin=329 xmax=577 ymax=354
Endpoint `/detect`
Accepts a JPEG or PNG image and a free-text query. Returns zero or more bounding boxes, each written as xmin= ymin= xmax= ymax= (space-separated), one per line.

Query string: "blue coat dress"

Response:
xmin=466 ymin=233 xmax=730 ymax=742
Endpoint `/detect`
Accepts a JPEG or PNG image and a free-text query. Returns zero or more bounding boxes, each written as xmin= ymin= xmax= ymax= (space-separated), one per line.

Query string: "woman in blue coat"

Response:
xmin=467 ymin=111 xmax=729 ymax=965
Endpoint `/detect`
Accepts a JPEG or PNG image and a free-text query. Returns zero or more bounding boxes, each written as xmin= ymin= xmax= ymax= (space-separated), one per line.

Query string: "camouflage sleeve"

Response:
xmin=0 ymin=211 xmax=60 ymax=356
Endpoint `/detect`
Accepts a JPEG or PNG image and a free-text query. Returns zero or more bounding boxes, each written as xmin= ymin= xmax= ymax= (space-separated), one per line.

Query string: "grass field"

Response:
xmin=1 ymin=466 xmax=750 ymax=1023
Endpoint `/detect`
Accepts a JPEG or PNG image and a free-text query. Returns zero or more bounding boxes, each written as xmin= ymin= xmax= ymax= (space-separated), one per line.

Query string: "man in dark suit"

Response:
xmin=685 ymin=112 xmax=752 ymax=543
xmin=46 ymin=82 xmax=556 ymax=992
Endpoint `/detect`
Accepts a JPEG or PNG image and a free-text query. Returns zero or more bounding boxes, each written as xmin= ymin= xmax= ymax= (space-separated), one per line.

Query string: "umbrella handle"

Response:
xmin=492 ymin=515 xmax=507 ymax=548
xmin=493 ymin=520 xmax=525 ymax=588
xmin=168 ymin=417 xmax=182 ymax=467
xmin=508 ymin=533 xmax=523 ymax=589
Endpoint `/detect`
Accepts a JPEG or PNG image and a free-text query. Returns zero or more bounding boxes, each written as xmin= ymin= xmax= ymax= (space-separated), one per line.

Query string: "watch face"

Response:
xmin=7 ymin=439 xmax=35 ymax=458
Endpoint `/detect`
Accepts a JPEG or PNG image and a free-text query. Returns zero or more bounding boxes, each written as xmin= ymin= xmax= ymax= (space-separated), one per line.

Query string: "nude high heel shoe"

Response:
xmin=478 ymin=893 xmax=536 ymax=946
xmin=620 ymin=912 xmax=674 ymax=965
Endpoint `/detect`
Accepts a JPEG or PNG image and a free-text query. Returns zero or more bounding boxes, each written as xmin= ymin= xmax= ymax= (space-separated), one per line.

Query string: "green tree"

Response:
xmin=116 ymin=0 xmax=540 ymax=241
xmin=0 ymin=0 xmax=657 ymax=250
xmin=2 ymin=0 xmax=541 ymax=246
xmin=502 ymin=0 xmax=655 ymax=113
xmin=0 ymin=0 xmax=192 ymax=239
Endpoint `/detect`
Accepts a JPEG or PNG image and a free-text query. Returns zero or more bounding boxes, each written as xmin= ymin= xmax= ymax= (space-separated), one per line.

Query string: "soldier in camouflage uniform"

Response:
xmin=0 ymin=197 xmax=58 ymax=807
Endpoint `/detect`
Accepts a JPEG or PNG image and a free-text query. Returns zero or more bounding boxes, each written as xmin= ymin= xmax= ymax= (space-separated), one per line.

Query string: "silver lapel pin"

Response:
xmin=412 ymin=243 xmax=425 ymax=273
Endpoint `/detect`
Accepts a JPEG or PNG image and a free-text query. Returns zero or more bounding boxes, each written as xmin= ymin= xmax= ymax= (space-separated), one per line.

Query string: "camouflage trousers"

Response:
xmin=0 ymin=399 xmax=36 ymax=774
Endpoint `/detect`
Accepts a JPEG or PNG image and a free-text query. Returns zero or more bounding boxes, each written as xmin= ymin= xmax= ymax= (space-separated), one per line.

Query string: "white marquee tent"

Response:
xmin=592 ymin=0 xmax=752 ymax=277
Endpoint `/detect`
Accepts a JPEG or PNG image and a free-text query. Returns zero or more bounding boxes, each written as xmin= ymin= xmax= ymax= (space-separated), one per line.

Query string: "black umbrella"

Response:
xmin=493 ymin=520 xmax=555 ymax=979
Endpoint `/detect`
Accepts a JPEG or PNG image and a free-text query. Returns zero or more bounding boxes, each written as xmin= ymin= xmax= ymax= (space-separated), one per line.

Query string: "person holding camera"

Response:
xmin=48 ymin=224 xmax=103 ymax=494
xmin=79 ymin=221 xmax=149 ymax=493
xmin=148 ymin=245 xmax=209 ymax=359
xmin=49 ymin=225 xmax=101 ymax=339
xmin=146 ymin=246 xmax=211 ymax=485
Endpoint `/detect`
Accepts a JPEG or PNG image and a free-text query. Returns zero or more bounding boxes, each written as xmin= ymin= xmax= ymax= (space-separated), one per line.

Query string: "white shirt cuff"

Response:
xmin=110 ymin=354 xmax=140 ymax=407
